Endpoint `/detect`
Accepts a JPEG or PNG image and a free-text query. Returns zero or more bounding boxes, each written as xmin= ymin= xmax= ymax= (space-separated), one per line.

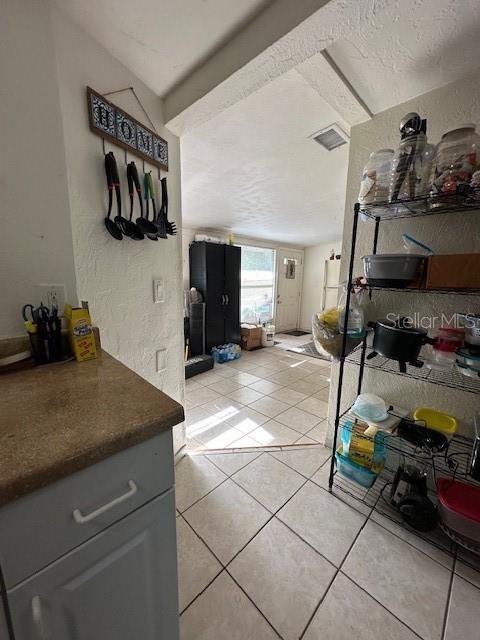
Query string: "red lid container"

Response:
xmin=434 ymin=327 xmax=465 ymax=353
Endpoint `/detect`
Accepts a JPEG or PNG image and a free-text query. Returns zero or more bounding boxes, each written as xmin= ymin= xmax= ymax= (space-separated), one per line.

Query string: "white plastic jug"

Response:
xmin=261 ymin=324 xmax=275 ymax=347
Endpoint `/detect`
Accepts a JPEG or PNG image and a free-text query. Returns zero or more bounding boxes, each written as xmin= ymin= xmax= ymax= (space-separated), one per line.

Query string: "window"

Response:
xmin=240 ymin=245 xmax=275 ymax=324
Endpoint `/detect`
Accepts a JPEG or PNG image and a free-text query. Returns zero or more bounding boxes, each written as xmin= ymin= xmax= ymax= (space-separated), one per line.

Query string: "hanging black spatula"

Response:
xmin=104 ymin=152 xmax=123 ymax=240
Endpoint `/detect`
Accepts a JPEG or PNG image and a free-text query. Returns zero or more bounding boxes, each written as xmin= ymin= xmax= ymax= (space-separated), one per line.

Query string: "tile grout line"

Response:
xmin=224 ymin=567 xmax=285 ymax=640
xmin=177 ymin=473 xmax=231 ymax=516
xmin=205 ymin=450 xmax=263 ymax=477
xmin=453 ymin=562 xmax=480 ymax=590
xmin=314 ymin=478 xmax=459 ymax=567
xmin=441 ymin=552 xmax=458 ymax=640
xmin=366 ymin=514 xmax=455 ymax=571
xmin=265 ymin=449 xmax=331 ymax=482
xmin=179 ymin=465 xmax=317 ymax=629
xmin=337 ymin=571 xmax=425 ymax=640
xmin=186 ymin=367 xmax=330 ymax=444
xmin=298 ymin=486 xmax=379 ymax=639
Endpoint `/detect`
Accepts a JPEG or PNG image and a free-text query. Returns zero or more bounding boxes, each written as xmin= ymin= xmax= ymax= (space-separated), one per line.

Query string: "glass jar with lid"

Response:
xmin=388 ymin=113 xmax=434 ymax=211
xmin=430 ymin=124 xmax=480 ymax=207
xmin=358 ymin=149 xmax=394 ymax=210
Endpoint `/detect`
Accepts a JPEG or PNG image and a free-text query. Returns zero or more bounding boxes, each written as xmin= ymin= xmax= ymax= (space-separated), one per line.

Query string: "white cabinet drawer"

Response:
xmin=0 ymin=430 xmax=173 ymax=588
xmin=7 ymin=489 xmax=179 ymax=640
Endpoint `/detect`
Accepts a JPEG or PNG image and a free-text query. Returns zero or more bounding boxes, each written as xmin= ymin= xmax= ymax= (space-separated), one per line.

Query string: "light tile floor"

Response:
xmin=176 ymin=445 xmax=480 ymax=640
xmin=184 ymin=334 xmax=331 ymax=450
xmin=177 ymin=336 xmax=480 ymax=639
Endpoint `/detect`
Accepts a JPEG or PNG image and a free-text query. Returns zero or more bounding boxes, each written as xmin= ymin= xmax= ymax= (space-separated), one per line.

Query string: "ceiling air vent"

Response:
xmin=311 ymin=124 xmax=349 ymax=151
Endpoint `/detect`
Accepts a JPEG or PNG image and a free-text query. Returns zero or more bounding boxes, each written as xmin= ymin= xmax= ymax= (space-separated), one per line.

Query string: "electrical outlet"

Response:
xmin=153 ymin=279 xmax=165 ymax=303
xmin=37 ymin=284 xmax=66 ymax=311
xmin=156 ymin=349 xmax=167 ymax=373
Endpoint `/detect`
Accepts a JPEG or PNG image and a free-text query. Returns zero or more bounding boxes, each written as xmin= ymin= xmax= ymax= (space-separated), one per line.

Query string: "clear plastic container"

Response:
xmin=402 ymin=233 xmax=433 ymax=255
xmin=430 ymin=124 xmax=480 ymax=206
xmin=351 ymin=394 xmax=389 ymax=423
xmin=358 ymin=149 xmax=394 ymax=206
xmin=431 ymin=327 xmax=464 ymax=368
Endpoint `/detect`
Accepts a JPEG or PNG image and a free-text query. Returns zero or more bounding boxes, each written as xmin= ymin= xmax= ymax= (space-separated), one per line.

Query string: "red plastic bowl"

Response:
xmin=437 ymin=478 xmax=480 ymax=547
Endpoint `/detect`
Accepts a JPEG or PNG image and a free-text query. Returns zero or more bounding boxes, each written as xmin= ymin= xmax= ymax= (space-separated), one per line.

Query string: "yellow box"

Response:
xmin=64 ymin=305 xmax=97 ymax=362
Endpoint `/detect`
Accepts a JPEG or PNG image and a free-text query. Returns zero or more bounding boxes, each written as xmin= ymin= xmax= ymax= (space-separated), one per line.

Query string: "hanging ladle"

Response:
xmin=104 ymin=152 xmax=123 ymax=240
xmin=131 ymin=164 xmax=157 ymax=238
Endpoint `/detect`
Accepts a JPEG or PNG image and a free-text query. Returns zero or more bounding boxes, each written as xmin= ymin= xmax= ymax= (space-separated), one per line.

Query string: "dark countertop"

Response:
xmin=0 ymin=350 xmax=184 ymax=507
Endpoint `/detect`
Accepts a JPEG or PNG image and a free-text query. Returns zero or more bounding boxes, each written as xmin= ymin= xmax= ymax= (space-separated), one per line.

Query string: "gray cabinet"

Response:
xmin=7 ymin=490 xmax=179 ymax=640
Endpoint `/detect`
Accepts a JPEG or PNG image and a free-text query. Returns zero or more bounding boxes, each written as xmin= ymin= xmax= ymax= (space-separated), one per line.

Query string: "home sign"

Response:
xmin=86 ymin=86 xmax=168 ymax=171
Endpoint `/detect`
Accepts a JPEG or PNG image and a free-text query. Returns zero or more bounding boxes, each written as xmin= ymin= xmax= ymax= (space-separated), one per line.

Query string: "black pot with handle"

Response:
xmin=368 ymin=317 xmax=436 ymax=373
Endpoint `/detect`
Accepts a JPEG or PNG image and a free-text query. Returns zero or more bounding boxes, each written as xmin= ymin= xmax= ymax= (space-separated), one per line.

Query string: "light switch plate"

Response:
xmin=156 ymin=349 xmax=167 ymax=373
xmin=153 ymin=279 xmax=164 ymax=303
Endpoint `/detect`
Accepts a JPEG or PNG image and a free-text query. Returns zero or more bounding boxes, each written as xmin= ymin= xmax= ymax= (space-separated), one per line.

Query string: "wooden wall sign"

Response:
xmin=86 ymin=86 xmax=168 ymax=171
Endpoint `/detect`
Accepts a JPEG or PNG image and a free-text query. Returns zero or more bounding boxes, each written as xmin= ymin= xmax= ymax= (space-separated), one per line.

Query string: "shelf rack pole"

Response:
xmin=328 ymin=202 xmax=360 ymax=490
xmin=357 ymin=334 xmax=368 ymax=395
xmin=372 ymin=216 xmax=381 ymax=254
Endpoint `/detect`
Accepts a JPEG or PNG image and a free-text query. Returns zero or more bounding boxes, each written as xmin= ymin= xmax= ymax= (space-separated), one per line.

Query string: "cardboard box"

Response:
xmin=64 ymin=305 xmax=97 ymax=362
xmin=240 ymin=325 xmax=262 ymax=351
xmin=425 ymin=254 xmax=480 ymax=290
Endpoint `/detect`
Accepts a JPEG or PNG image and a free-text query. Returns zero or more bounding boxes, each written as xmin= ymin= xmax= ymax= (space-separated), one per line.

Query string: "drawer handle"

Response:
xmin=32 ymin=595 xmax=49 ymax=639
xmin=73 ymin=480 xmax=138 ymax=524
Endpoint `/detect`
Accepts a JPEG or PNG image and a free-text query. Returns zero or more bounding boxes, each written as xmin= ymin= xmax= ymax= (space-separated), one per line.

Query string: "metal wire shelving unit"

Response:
xmin=328 ymin=193 xmax=480 ymax=562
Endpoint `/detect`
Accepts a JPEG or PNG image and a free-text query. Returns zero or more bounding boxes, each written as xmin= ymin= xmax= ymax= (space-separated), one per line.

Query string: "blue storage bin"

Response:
xmin=335 ymin=446 xmax=380 ymax=488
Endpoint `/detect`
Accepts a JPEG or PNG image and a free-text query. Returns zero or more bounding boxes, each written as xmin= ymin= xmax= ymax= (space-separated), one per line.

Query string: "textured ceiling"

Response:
xmin=329 ymin=0 xmax=480 ymax=114
xmin=180 ymin=0 xmax=480 ymax=248
xmin=54 ymin=0 xmax=269 ymax=95
xmin=181 ymin=69 xmax=349 ymax=247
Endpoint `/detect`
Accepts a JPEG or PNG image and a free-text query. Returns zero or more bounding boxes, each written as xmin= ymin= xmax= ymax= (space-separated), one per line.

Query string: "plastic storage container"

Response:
xmin=335 ymin=445 xmax=380 ymax=489
xmin=437 ymin=478 xmax=480 ymax=551
xmin=430 ymin=124 xmax=480 ymax=206
xmin=358 ymin=149 xmax=394 ymax=206
xmin=351 ymin=394 xmax=388 ymax=423
xmin=362 ymin=253 xmax=426 ymax=288
xmin=429 ymin=327 xmax=465 ymax=368
xmin=412 ymin=407 xmax=458 ymax=439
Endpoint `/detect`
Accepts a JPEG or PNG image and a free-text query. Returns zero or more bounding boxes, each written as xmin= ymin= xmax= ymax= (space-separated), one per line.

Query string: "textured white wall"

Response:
xmin=0 ymin=0 xmax=78 ymax=338
xmin=299 ymin=241 xmax=342 ymax=331
xmin=50 ymin=7 xmax=185 ymax=452
xmin=328 ymin=70 xmax=480 ymax=444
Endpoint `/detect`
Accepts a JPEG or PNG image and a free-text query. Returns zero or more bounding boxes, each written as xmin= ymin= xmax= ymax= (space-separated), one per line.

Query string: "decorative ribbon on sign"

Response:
xmin=86 ymin=86 xmax=168 ymax=171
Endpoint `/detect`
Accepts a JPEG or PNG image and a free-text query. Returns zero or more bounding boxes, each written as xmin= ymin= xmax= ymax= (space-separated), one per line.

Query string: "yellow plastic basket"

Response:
xmin=412 ymin=407 xmax=458 ymax=438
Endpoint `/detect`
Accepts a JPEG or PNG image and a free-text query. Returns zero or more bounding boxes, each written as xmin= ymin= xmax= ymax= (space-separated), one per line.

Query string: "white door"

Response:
xmin=275 ymin=249 xmax=304 ymax=332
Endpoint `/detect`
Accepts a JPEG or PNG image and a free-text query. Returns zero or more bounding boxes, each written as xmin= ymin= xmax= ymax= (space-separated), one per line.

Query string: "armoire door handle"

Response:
xmin=224 ymin=294 xmax=229 ymax=305
xmin=221 ymin=294 xmax=226 ymax=305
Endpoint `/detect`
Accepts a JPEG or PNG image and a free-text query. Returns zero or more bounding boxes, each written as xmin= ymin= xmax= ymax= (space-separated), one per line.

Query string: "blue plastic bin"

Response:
xmin=335 ymin=446 xmax=379 ymax=489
